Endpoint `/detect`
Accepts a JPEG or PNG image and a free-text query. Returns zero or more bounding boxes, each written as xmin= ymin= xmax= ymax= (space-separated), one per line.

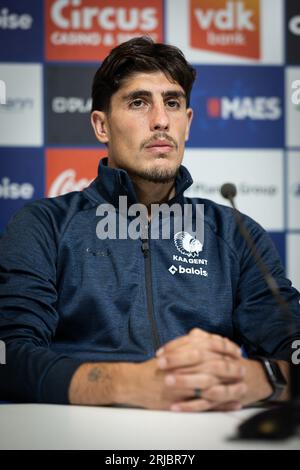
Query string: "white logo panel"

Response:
xmin=0 ymin=64 xmax=43 ymax=146
xmin=183 ymin=149 xmax=284 ymax=231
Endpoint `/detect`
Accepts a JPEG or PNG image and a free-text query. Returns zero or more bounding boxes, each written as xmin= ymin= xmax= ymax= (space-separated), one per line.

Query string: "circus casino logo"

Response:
xmin=190 ymin=0 xmax=260 ymax=60
xmin=46 ymin=0 xmax=164 ymax=61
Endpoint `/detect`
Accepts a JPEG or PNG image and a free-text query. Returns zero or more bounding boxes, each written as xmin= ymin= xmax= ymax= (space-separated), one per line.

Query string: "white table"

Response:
xmin=0 ymin=404 xmax=299 ymax=450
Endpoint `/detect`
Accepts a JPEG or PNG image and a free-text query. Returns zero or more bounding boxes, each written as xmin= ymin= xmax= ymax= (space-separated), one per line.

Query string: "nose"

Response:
xmin=149 ymin=102 xmax=170 ymax=132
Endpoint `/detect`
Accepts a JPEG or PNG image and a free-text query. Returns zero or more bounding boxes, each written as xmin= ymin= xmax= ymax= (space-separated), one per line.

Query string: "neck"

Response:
xmin=130 ymin=176 xmax=176 ymax=210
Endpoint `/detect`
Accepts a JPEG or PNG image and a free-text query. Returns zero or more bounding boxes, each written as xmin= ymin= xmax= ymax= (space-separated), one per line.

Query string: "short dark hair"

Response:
xmin=91 ymin=36 xmax=196 ymax=112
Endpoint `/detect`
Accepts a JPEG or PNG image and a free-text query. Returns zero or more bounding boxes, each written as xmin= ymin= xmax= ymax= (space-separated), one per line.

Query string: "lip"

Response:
xmin=145 ymin=140 xmax=174 ymax=152
xmin=145 ymin=145 xmax=174 ymax=154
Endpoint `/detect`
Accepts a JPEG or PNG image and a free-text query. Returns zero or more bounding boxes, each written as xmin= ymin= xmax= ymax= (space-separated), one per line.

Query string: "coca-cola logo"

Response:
xmin=48 ymin=169 xmax=92 ymax=197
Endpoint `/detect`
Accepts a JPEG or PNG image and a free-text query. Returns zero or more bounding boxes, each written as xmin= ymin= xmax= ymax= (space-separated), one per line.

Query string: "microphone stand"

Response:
xmin=221 ymin=183 xmax=300 ymax=440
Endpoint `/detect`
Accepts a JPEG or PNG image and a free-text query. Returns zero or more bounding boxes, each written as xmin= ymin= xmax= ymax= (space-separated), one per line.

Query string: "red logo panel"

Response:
xmin=190 ymin=0 xmax=260 ymax=60
xmin=46 ymin=148 xmax=106 ymax=197
xmin=46 ymin=0 xmax=164 ymax=61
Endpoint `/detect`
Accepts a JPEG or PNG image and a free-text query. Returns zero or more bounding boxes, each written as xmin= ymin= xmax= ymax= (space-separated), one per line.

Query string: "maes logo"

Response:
xmin=46 ymin=0 xmax=163 ymax=61
xmin=190 ymin=0 xmax=260 ymax=60
xmin=207 ymin=96 xmax=281 ymax=120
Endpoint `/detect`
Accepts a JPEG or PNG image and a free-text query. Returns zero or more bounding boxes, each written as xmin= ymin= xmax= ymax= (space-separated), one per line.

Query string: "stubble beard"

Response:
xmin=127 ymin=157 xmax=181 ymax=184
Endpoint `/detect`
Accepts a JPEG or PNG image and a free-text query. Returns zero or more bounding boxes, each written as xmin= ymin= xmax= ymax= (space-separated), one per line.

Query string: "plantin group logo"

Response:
xmin=46 ymin=0 xmax=163 ymax=61
xmin=190 ymin=0 xmax=260 ymax=60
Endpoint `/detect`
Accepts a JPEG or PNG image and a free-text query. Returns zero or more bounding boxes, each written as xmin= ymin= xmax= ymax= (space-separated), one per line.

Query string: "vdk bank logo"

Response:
xmin=190 ymin=0 xmax=260 ymax=60
xmin=46 ymin=0 xmax=163 ymax=61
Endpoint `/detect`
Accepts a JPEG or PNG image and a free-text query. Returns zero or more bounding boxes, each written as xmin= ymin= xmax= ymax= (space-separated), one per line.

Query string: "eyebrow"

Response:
xmin=122 ymin=89 xmax=186 ymax=101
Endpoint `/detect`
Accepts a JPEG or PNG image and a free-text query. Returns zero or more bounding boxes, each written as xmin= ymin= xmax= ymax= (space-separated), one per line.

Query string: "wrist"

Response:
xmin=240 ymin=358 xmax=273 ymax=405
xmin=251 ymin=356 xmax=287 ymax=402
xmin=113 ymin=362 xmax=140 ymax=405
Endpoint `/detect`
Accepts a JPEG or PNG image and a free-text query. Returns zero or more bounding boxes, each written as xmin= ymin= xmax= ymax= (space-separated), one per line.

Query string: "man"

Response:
xmin=0 ymin=37 xmax=299 ymax=412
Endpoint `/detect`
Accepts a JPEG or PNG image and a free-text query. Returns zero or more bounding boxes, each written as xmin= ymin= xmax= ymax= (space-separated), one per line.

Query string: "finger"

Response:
xmin=163 ymin=353 xmax=227 ymax=375
xmin=201 ymin=382 xmax=247 ymax=403
xmin=189 ymin=328 xmax=210 ymax=338
xmin=189 ymin=330 xmax=241 ymax=359
xmin=211 ymin=401 xmax=242 ymax=412
xmin=200 ymin=360 xmax=245 ymax=382
xmin=157 ymin=346 xmax=242 ymax=371
xmin=157 ymin=348 xmax=213 ymax=370
xmin=165 ymin=372 xmax=219 ymax=390
xmin=158 ymin=336 xmax=241 ymax=362
xmin=156 ymin=329 xmax=209 ymax=356
xmin=170 ymin=399 xmax=217 ymax=412
xmin=156 ymin=336 xmax=197 ymax=356
xmin=207 ymin=335 xmax=241 ymax=359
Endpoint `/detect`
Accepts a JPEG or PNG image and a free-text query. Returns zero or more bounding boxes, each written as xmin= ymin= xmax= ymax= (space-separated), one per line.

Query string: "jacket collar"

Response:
xmin=85 ymin=157 xmax=193 ymax=207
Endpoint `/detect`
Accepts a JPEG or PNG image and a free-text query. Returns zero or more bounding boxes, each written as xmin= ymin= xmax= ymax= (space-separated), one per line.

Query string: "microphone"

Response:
xmin=220 ymin=182 xmax=300 ymax=440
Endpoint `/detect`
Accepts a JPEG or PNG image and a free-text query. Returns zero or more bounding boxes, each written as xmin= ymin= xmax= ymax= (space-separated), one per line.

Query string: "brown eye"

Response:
xmin=167 ymin=100 xmax=180 ymax=108
xmin=130 ymin=99 xmax=145 ymax=108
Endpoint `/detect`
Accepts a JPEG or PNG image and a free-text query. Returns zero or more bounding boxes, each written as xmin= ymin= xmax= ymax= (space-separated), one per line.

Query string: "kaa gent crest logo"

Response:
xmin=174 ymin=231 xmax=203 ymax=258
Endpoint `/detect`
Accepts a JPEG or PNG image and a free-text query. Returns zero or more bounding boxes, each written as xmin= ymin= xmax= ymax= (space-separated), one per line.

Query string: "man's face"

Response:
xmin=91 ymin=71 xmax=193 ymax=183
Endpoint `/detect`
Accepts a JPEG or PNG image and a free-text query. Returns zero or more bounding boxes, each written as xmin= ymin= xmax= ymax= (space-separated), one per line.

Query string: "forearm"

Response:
xmin=68 ymin=361 xmax=137 ymax=406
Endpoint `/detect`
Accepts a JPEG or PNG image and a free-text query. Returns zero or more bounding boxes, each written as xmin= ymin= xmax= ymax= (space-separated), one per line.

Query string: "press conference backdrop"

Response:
xmin=0 ymin=0 xmax=299 ymax=290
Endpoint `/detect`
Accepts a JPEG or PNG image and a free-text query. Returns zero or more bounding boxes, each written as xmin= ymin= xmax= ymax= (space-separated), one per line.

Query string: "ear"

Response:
xmin=91 ymin=111 xmax=109 ymax=144
xmin=185 ymin=108 xmax=193 ymax=142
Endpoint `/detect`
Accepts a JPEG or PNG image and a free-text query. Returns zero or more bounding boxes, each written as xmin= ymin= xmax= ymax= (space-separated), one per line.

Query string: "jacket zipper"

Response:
xmin=141 ymin=235 xmax=161 ymax=353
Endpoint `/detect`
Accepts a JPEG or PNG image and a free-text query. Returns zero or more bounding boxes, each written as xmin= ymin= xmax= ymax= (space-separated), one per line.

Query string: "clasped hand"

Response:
xmin=155 ymin=328 xmax=247 ymax=412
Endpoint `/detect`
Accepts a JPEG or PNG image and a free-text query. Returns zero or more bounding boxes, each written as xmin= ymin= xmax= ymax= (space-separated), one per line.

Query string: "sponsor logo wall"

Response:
xmin=0 ymin=0 xmax=299 ymax=289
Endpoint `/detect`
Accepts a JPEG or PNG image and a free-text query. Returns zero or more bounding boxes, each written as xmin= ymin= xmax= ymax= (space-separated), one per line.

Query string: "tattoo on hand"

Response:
xmin=88 ymin=367 xmax=102 ymax=382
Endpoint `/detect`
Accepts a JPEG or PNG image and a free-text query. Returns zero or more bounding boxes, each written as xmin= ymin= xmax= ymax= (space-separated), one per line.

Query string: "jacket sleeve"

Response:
xmin=232 ymin=214 xmax=300 ymax=361
xmin=0 ymin=202 xmax=84 ymax=403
